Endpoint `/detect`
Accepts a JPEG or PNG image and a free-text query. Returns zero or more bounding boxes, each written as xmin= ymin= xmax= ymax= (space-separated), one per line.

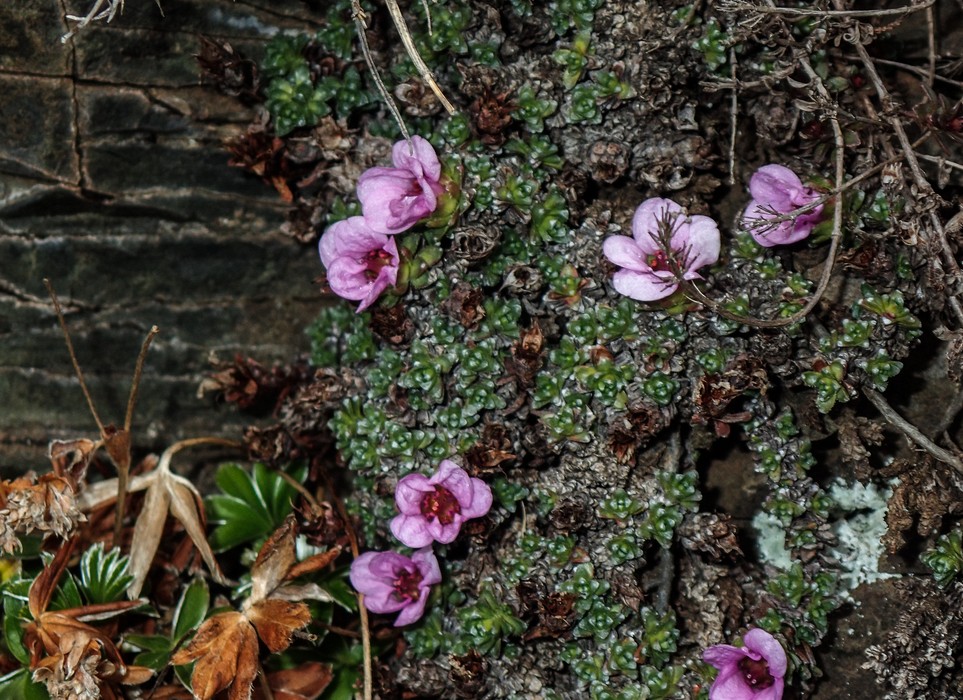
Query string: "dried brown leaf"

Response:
xmin=171 ymin=611 xmax=259 ymax=700
xmin=254 ymin=662 xmax=333 ymax=700
xmin=48 ymin=438 xmax=97 ymax=489
xmin=246 ymin=598 xmax=312 ymax=654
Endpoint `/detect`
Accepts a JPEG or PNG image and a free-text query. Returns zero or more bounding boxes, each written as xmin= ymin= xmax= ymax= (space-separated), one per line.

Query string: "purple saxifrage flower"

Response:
xmin=390 ymin=460 xmax=493 ymax=548
xmin=741 ymin=164 xmax=823 ymax=247
xmin=349 ymin=547 xmax=441 ymax=626
xmin=357 ymin=135 xmax=444 ymax=234
xmin=318 ymin=216 xmax=400 ymax=312
xmin=703 ymin=628 xmax=787 ymax=700
xmin=602 ymin=197 xmax=720 ymax=302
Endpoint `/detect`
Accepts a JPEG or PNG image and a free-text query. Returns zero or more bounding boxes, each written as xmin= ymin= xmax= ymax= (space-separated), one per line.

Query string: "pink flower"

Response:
xmin=741 ymin=164 xmax=823 ymax=247
xmin=602 ymin=197 xmax=720 ymax=301
xmin=318 ymin=216 xmax=399 ymax=312
xmin=390 ymin=460 xmax=493 ymax=548
xmin=349 ymin=547 xmax=441 ymax=626
xmin=357 ymin=135 xmax=444 ymax=234
xmin=703 ymin=628 xmax=787 ymax=700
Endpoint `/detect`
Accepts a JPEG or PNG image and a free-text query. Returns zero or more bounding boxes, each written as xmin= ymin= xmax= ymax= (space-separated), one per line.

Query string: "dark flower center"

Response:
xmin=645 ymin=250 xmax=672 ymax=272
xmin=362 ymin=248 xmax=394 ymax=281
xmin=392 ymin=568 xmax=423 ymax=602
xmin=738 ymin=657 xmax=775 ymax=690
xmin=420 ymin=485 xmax=461 ymax=525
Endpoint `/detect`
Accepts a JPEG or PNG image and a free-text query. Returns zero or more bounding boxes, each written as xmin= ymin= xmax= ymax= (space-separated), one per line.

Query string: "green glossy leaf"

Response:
xmin=207 ymin=495 xmax=273 ymax=551
xmin=208 ymin=463 xmax=305 ymax=551
xmin=173 ymin=579 xmax=210 ymax=643
xmin=316 ymin=567 xmax=357 ymax=612
xmin=2 ymin=593 xmax=30 ymax=665
xmin=50 ymin=570 xmax=83 ymax=612
xmin=0 ymin=668 xmax=50 ymax=700
xmin=125 ymin=634 xmax=173 ymax=653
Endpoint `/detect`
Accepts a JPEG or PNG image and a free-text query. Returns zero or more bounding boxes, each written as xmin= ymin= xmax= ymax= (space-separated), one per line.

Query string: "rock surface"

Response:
xmin=0 ymin=0 xmax=320 ymax=470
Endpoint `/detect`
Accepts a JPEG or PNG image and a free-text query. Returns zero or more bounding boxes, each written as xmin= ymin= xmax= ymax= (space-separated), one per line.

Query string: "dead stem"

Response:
xmin=863 ymin=387 xmax=963 ymax=474
xmin=840 ymin=9 xmax=963 ymax=327
xmin=322 ymin=466 xmax=372 ymax=700
xmin=44 ymin=279 xmax=106 ymax=436
xmin=382 ymin=0 xmax=455 ymax=114
xmin=257 ymin=662 xmax=276 ymax=700
xmin=869 ymin=57 xmax=963 ymax=89
xmin=728 ymin=48 xmax=738 ymax=187
xmin=720 ymin=0 xmax=935 ymax=19
xmin=351 ymin=1 xmax=411 ymax=142
xmin=655 ymin=432 xmax=682 ymax=614
xmin=925 ymin=5 xmax=936 ymax=89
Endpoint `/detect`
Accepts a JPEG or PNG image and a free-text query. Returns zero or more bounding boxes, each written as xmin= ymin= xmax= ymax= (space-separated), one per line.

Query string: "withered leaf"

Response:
xmin=26 ymin=539 xmax=153 ymax=699
xmin=171 ymin=610 xmax=259 ymax=700
xmin=175 ymin=518 xmax=338 ymax=700
xmin=77 ymin=444 xmax=227 ymax=598
xmin=253 ymin=662 xmax=333 ymax=700
xmin=48 ymin=438 xmax=97 ymax=489
xmin=245 ymin=598 xmax=312 ymax=654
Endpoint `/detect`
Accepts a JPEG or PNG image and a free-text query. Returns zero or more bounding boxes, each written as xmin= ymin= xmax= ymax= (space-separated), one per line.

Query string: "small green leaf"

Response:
xmin=316 ymin=568 xmax=357 ymax=612
xmin=79 ymin=542 xmax=134 ymax=604
xmin=173 ymin=579 xmax=210 ymax=643
xmin=0 ymin=668 xmax=50 ymax=700
xmin=50 ymin=570 xmax=84 ymax=612
xmin=2 ymin=587 xmax=30 ymax=665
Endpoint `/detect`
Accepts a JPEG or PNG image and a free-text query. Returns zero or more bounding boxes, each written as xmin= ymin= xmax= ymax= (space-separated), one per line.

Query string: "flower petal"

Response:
xmin=744 ymin=628 xmax=787 ymax=678
xmin=318 ymin=217 xmax=387 ymax=266
xmin=392 ymin=135 xmax=442 ymax=182
xmin=611 ymin=269 xmax=678 ymax=301
xmin=632 ymin=198 xmax=684 ymax=251
xmin=357 ymin=168 xmax=420 ymax=234
xmin=742 ymin=201 xmax=793 ymax=247
xmin=389 ymin=514 xmax=435 ymax=548
xmin=675 ymin=214 xmax=720 ymax=275
xmin=708 ymin=664 xmax=753 ymax=700
xmin=460 ymin=477 xmax=493 ymax=519
xmin=754 ymin=678 xmax=785 ymax=700
xmin=325 ymin=258 xmax=373 ymax=302
xmin=748 ymin=164 xmax=803 ymax=211
xmin=412 ymin=547 xmax=442 ymax=586
xmin=434 ymin=463 xmax=473 ymax=503
xmin=603 ymin=236 xmax=649 ymax=271
xmin=395 ymin=473 xmax=435 ymax=514
xmin=703 ymin=643 xmax=748 ymax=670
xmin=393 ymin=593 xmax=428 ymax=626
xmin=350 ymin=553 xmax=407 ymax=614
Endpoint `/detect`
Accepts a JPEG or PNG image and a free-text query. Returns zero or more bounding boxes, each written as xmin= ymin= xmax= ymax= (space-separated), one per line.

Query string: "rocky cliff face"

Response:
xmin=0 ymin=0 xmax=321 ymax=469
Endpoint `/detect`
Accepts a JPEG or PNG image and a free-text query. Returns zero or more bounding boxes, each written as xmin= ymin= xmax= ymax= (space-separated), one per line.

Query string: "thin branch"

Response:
xmin=322 ymin=464 xmax=372 ymax=700
xmin=925 ymin=5 xmax=936 ymax=88
xmin=720 ymin=0 xmax=935 ymax=18
xmin=869 ymin=57 xmax=963 ymax=89
xmin=383 ymin=0 xmax=455 ymax=114
xmin=863 ymin=387 xmax=963 ymax=474
xmin=351 ymin=2 xmax=411 ymax=142
xmin=728 ymin=48 xmax=738 ymax=187
xmin=124 ymin=326 xmax=159 ymax=432
xmin=45 ymin=279 xmax=106 ymax=436
xmin=842 ymin=10 xmax=963 ymax=327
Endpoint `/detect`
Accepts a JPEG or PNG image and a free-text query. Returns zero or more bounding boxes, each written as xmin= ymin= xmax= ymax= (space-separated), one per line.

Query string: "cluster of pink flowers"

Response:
xmin=703 ymin=628 xmax=787 ymax=700
xmin=318 ymin=136 xmax=444 ymax=312
xmin=603 ymin=165 xmax=823 ymax=302
xmin=349 ymin=460 xmax=492 ymax=626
